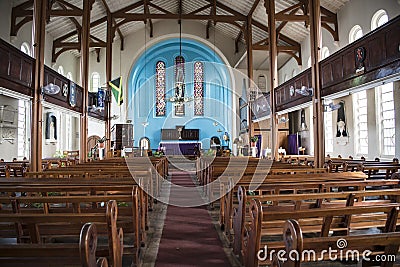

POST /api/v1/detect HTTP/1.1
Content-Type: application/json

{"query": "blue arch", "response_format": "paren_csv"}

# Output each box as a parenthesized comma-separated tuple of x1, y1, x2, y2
(128, 38, 232, 150)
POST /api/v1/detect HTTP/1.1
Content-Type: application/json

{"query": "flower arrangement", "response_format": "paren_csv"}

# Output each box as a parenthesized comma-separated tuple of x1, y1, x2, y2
(250, 136, 258, 143)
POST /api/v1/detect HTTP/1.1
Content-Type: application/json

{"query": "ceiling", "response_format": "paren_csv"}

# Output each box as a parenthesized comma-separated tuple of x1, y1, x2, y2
(12, 0, 349, 69)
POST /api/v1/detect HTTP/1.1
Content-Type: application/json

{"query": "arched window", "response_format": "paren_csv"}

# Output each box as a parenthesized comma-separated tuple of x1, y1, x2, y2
(174, 56, 185, 116)
(66, 72, 73, 81)
(193, 61, 204, 116)
(321, 47, 330, 60)
(57, 65, 64, 75)
(155, 61, 166, 116)
(91, 72, 100, 92)
(20, 42, 31, 56)
(349, 25, 363, 43)
(371, 9, 388, 30)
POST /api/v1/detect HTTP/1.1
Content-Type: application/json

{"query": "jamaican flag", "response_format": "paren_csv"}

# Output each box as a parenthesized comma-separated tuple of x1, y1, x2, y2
(109, 77, 123, 106)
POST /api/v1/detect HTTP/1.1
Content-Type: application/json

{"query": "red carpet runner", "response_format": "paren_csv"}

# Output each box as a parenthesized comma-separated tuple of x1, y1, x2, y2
(155, 171, 231, 267)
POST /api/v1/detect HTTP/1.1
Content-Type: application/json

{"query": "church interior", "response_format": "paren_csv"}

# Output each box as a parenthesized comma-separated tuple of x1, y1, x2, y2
(0, 0, 400, 266)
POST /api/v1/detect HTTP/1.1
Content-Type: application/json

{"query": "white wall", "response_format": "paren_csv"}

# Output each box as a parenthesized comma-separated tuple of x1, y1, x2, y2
(88, 119, 105, 138)
(0, 1, 12, 42)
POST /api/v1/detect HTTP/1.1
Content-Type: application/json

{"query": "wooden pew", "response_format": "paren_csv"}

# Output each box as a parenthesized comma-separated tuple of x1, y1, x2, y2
(231, 185, 400, 257)
(29, 161, 163, 202)
(218, 171, 367, 226)
(243, 200, 400, 266)
(275, 219, 400, 267)
(0, 200, 123, 267)
(357, 162, 400, 179)
(0, 223, 109, 267)
(26, 168, 154, 211)
(0, 184, 143, 265)
(0, 161, 29, 177)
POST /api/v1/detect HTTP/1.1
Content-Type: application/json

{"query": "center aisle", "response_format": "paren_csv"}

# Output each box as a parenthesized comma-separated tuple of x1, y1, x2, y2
(155, 170, 231, 267)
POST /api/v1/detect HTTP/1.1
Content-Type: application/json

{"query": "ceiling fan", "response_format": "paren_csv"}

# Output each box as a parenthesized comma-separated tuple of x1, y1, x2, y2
(278, 117, 289, 124)
(41, 83, 61, 95)
(295, 86, 314, 97)
(324, 102, 342, 112)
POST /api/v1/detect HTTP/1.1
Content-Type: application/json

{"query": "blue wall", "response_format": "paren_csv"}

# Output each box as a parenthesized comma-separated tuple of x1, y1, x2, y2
(128, 38, 232, 150)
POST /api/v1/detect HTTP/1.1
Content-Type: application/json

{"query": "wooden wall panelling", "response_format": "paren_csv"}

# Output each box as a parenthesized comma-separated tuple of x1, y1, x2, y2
(275, 69, 312, 112)
(43, 66, 83, 114)
(321, 15, 400, 97)
(0, 38, 34, 96)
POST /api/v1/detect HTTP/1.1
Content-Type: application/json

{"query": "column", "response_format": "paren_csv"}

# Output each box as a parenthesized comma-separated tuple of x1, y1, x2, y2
(265, 0, 278, 160)
(309, 0, 324, 167)
(30, 0, 47, 171)
(79, 0, 91, 162)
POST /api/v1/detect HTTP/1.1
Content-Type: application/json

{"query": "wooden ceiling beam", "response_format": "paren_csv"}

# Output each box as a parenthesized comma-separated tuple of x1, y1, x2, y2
(57, 2, 81, 32)
(233, 0, 260, 53)
(234, 22, 245, 53)
(204, 0, 246, 20)
(10, 0, 33, 36)
(54, 0, 82, 12)
(206, 0, 215, 39)
(112, 13, 240, 22)
(99, 0, 124, 49)
(90, 34, 106, 45)
(147, 2, 173, 15)
(113, 1, 145, 17)
(188, 4, 212, 15)
(252, 20, 300, 48)
(54, 41, 106, 49)
(275, 13, 309, 22)
(49, 9, 83, 17)
(252, 44, 300, 52)
(248, 0, 261, 17)
(276, 2, 302, 16)
(54, 16, 107, 44)
(144, 0, 153, 37)
(276, 6, 301, 34)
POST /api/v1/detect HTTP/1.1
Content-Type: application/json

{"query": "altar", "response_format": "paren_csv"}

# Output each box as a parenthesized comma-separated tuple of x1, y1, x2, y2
(160, 126, 200, 155)
(160, 141, 201, 156)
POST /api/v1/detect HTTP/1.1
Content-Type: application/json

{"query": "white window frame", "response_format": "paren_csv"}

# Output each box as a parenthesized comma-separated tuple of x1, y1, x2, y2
(66, 72, 73, 81)
(91, 72, 101, 92)
(371, 9, 388, 30)
(17, 100, 30, 159)
(376, 83, 395, 158)
(307, 56, 312, 68)
(349, 25, 363, 43)
(20, 42, 31, 56)
(57, 65, 64, 75)
(324, 100, 333, 155)
(321, 47, 330, 60)
(353, 90, 368, 156)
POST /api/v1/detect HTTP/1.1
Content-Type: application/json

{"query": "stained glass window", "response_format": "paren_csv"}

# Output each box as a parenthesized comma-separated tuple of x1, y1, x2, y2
(174, 56, 185, 116)
(155, 61, 166, 116)
(193, 61, 204, 116)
